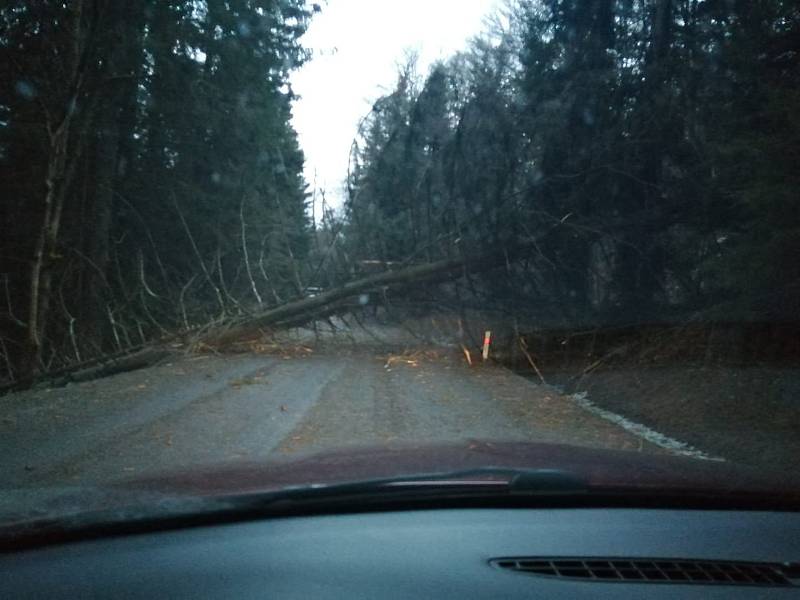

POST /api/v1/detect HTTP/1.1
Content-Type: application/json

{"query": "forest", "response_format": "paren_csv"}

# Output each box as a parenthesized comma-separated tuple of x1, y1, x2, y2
(342, 0, 799, 325)
(1, 0, 314, 382)
(1, 0, 799, 385)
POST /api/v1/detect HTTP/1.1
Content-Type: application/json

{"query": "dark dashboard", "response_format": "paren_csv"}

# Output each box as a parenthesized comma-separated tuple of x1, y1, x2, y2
(4, 507, 800, 598)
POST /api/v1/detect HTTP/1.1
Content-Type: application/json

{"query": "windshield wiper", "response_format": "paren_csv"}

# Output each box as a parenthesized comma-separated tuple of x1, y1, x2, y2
(205, 467, 588, 515)
(272, 467, 588, 501)
(0, 468, 587, 552)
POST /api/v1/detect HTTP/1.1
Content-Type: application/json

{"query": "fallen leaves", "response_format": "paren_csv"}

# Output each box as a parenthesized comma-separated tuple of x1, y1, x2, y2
(188, 341, 219, 354)
(219, 335, 314, 358)
(229, 375, 268, 388)
(251, 342, 314, 358)
(383, 349, 444, 370)
(384, 355, 419, 369)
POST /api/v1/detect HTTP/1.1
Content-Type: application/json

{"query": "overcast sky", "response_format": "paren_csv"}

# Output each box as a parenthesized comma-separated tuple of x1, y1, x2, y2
(290, 0, 501, 214)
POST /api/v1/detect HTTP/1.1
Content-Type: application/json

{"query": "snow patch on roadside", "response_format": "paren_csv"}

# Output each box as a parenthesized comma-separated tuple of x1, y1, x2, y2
(568, 391, 725, 462)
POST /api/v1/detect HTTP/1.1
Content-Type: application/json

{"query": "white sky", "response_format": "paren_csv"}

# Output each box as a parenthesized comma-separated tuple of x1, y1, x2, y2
(290, 0, 501, 214)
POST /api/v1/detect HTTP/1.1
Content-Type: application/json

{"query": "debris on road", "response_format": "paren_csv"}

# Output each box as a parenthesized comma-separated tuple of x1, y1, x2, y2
(383, 349, 444, 370)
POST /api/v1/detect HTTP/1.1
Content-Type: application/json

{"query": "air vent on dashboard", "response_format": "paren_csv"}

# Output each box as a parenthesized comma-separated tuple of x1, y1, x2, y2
(491, 558, 798, 586)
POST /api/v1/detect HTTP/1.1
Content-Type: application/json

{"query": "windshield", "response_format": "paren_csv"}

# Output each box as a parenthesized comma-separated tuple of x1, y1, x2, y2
(1, 0, 798, 522)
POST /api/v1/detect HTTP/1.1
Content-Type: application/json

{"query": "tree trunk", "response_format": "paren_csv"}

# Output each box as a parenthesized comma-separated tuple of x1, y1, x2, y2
(23, 119, 73, 379)
(613, 0, 673, 319)
(82, 2, 145, 348)
(21, 0, 97, 380)
(204, 241, 541, 347)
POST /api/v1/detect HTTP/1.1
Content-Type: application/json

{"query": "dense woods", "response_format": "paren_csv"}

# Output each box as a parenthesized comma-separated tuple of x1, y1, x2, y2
(1, 1, 314, 381)
(343, 0, 799, 329)
(1, 0, 799, 385)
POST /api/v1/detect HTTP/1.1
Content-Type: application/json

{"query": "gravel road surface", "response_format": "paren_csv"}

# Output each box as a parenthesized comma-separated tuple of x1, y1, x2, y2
(0, 347, 669, 513)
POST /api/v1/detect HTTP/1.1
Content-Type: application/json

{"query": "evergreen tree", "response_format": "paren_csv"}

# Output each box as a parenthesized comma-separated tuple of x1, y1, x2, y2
(0, 0, 313, 378)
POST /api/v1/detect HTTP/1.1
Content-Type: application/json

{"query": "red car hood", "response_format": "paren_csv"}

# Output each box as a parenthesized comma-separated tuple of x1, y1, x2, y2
(3, 442, 799, 532)
(121, 440, 799, 499)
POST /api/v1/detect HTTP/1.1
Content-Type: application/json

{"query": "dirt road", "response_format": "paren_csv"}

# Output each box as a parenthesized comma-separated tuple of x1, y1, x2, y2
(0, 346, 675, 514)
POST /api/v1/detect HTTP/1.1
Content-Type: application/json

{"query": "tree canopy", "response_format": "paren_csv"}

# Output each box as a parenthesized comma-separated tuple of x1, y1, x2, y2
(344, 0, 800, 327)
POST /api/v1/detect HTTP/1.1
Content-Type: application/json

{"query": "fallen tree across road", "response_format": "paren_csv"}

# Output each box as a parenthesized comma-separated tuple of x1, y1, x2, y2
(202, 242, 532, 348)
(2, 239, 541, 393)
(0, 345, 173, 396)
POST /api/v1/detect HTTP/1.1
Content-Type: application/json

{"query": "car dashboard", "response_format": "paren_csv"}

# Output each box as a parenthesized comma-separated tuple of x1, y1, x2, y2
(3, 507, 800, 598)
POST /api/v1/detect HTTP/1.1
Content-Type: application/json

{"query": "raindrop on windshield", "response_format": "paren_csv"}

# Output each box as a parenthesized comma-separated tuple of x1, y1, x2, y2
(14, 80, 36, 100)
